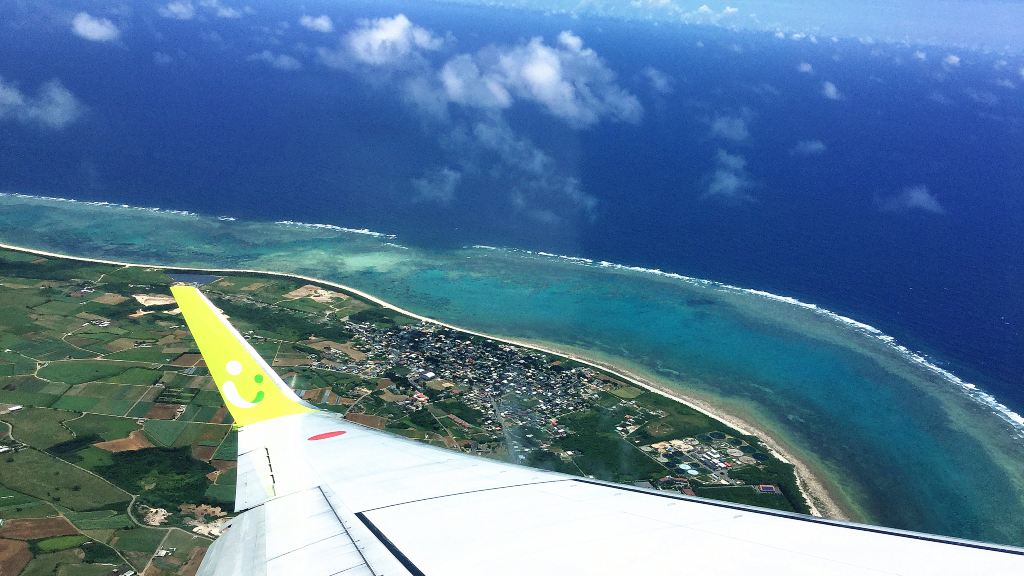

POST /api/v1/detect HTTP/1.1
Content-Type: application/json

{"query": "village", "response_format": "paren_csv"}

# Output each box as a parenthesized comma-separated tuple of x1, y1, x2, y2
(254, 310, 781, 499)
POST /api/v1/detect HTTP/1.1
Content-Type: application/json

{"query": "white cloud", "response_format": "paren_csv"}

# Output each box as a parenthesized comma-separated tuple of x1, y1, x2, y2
(0, 77, 85, 130)
(461, 119, 597, 217)
(797, 62, 813, 74)
(879, 185, 944, 214)
(425, 30, 640, 128)
(329, 16, 637, 220)
(705, 149, 754, 201)
(943, 54, 961, 67)
(682, 4, 740, 24)
(709, 114, 749, 141)
(153, 52, 174, 65)
(471, 120, 554, 178)
(401, 75, 450, 119)
(642, 66, 674, 94)
(1020, 66, 1024, 80)
(412, 167, 462, 203)
(963, 88, 998, 106)
(299, 14, 333, 33)
(557, 30, 584, 52)
(440, 55, 513, 109)
(631, 0, 675, 7)
(71, 12, 120, 42)
(248, 50, 302, 71)
(791, 139, 827, 156)
(913, 50, 927, 61)
(463, 32, 641, 127)
(199, 0, 245, 19)
(821, 80, 843, 100)
(158, 1, 195, 20)
(750, 83, 780, 98)
(344, 14, 444, 67)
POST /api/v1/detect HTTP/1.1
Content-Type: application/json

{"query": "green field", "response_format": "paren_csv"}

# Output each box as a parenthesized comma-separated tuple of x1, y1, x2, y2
(54, 382, 148, 416)
(0, 484, 39, 508)
(97, 366, 163, 385)
(65, 414, 141, 442)
(62, 508, 135, 531)
(0, 449, 130, 511)
(191, 389, 223, 407)
(558, 409, 666, 482)
(204, 478, 235, 503)
(0, 406, 77, 449)
(181, 405, 222, 423)
(104, 347, 178, 364)
(158, 529, 209, 561)
(110, 525, 168, 569)
(630, 391, 736, 444)
(19, 549, 84, 576)
(37, 361, 151, 386)
(212, 430, 238, 460)
(0, 377, 65, 407)
(1, 376, 69, 396)
(126, 401, 154, 418)
(66, 447, 116, 471)
(110, 526, 166, 553)
(609, 385, 644, 399)
(0, 349, 37, 376)
(172, 423, 228, 448)
(35, 535, 91, 553)
(59, 563, 118, 576)
(692, 485, 797, 512)
(0, 486, 57, 519)
(143, 419, 189, 447)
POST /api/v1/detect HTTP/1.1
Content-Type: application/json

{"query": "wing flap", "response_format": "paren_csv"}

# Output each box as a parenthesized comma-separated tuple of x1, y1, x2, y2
(359, 479, 1024, 575)
(235, 448, 276, 512)
(200, 486, 386, 576)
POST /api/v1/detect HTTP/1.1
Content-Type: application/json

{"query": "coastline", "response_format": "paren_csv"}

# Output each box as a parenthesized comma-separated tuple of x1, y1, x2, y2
(0, 241, 847, 520)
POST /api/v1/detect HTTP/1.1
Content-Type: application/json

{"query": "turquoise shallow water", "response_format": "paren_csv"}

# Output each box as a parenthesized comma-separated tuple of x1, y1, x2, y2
(2, 194, 1023, 545)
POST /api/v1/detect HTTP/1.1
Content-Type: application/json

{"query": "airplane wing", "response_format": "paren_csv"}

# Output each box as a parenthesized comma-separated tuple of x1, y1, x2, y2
(170, 285, 1024, 576)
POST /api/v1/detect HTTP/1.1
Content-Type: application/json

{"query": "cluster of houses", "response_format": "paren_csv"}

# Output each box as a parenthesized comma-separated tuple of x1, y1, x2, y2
(302, 321, 618, 438)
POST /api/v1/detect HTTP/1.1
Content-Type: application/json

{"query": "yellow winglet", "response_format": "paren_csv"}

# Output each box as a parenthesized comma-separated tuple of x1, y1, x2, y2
(171, 285, 315, 427)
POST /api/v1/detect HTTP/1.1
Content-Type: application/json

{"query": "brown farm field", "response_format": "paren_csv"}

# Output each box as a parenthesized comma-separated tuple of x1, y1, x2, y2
(192, 445, 217, 461)
(94, 430, 155, 453)
(0, 538, 31, 576)
(0, 517, 78, 540)
(144, 403, 182, 420)
(345, 413, 387, 429)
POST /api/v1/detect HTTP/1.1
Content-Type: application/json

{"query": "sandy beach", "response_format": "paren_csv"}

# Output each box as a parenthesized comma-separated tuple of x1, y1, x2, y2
(0, 241, 848, 520)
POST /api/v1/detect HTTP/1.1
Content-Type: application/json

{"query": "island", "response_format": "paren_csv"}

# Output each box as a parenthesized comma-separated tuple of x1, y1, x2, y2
(0, 245, 808, 576)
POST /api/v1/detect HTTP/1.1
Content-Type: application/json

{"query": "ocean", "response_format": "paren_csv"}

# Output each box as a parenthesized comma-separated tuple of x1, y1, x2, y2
(1, 194, 1023, 545)
(1, 0, 1023, 544)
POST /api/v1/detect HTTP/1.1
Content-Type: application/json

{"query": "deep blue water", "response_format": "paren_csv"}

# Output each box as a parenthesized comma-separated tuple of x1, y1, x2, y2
(0, 0, 1021, 414)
